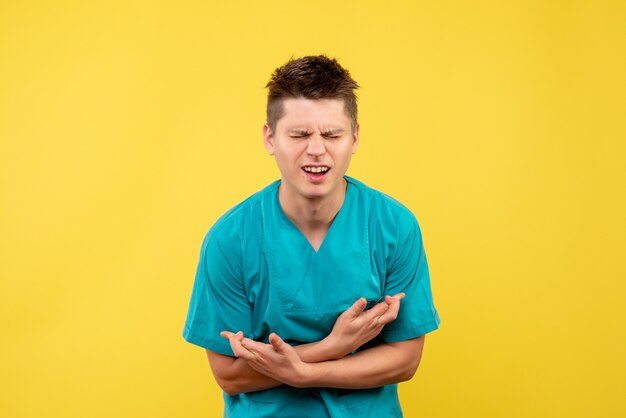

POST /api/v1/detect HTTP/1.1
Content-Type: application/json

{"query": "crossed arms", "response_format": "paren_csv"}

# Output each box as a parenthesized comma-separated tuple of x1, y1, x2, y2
(206, 293, 425, 396)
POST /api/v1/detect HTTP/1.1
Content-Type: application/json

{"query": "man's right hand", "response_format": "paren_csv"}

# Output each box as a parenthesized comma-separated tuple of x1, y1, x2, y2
(324, 293, 405, 359)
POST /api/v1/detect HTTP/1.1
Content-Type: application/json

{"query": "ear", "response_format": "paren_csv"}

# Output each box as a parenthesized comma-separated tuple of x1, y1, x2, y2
(351, 123, 360, 154)
(263, 123, 275, 155)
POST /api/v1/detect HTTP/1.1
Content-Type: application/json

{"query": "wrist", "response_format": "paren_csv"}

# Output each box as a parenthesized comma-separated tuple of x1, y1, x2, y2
(292, 361, 321, 388)
(320, 334, 345, 360)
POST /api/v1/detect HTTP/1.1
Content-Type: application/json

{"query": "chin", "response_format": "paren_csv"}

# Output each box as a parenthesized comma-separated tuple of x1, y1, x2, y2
(302, 182, 340, 199)
(301, 188, 329, 199)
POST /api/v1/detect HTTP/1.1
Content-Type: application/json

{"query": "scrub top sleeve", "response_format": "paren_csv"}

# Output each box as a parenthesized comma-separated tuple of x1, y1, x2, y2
(380, 215, 440, 343)
(182, 231, 252, 357)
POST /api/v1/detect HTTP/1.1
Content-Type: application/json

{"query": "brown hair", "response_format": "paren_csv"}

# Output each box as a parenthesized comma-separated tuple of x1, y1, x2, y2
(265, 55, 360, 132)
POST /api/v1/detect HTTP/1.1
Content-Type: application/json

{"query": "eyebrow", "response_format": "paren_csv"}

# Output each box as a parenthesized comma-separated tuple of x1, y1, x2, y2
(286, 128, 345, 136)
(321, 129, 344, 136)
(287, 129, 312, 135)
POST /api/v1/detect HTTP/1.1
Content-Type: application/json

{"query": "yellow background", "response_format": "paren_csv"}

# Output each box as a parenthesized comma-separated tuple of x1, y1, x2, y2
(1, 1, 625, 417)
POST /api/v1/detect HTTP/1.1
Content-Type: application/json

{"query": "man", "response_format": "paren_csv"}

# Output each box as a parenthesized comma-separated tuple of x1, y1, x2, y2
(183, 55, 440, 417)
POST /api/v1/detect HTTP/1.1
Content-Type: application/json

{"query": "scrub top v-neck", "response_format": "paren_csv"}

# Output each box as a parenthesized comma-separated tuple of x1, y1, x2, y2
(274, 179, 348, 255)
(263, 179, 376, 322)
(183, 176, 441, 418)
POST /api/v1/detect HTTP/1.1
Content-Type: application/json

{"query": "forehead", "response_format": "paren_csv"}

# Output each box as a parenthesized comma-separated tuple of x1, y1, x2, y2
(277, 98, 350, 130)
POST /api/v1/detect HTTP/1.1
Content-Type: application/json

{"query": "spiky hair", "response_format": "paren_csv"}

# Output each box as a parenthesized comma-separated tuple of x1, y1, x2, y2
(265, 55, 359, 131)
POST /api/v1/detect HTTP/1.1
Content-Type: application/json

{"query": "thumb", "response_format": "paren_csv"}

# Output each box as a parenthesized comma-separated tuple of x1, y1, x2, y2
(269, 333, 286, 353)
(346, 297, 367, 317)
(220, 331, 235, 339)
(393, 292, 406, 300)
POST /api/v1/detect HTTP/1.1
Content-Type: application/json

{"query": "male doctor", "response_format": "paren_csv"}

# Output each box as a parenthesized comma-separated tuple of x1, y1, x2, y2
(183, 55, 440, 417)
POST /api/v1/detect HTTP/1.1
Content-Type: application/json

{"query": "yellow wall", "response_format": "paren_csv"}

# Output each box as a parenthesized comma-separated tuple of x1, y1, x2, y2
(1, 1, 625, 417)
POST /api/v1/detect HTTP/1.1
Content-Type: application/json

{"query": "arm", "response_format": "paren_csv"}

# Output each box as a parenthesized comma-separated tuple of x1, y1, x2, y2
(206, 336, 338, 395)
(301, 336, 425, 388)
(237, 331, 425, 390)
(208, 294, 404, 395)
(206, 334, 345, 395)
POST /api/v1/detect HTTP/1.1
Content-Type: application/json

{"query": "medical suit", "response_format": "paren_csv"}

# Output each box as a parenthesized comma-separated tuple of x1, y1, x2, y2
(183, 176, 440, 417)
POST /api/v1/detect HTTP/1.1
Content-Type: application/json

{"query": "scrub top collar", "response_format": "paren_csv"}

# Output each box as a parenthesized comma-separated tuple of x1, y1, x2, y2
(275, 176, 355, 254)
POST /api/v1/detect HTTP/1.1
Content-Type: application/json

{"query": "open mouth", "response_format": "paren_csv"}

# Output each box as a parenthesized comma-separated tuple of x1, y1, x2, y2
(302, 166, 330, 181)
(302, 166, 329, 174)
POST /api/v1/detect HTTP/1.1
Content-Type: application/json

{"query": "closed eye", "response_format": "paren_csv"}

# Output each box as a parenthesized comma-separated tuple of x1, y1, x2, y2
(321, 129, 344, 139)
(289, 131, 312, 138)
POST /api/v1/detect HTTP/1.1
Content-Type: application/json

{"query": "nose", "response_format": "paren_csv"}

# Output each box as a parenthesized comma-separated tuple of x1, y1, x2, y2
(306, 135, 326, 156)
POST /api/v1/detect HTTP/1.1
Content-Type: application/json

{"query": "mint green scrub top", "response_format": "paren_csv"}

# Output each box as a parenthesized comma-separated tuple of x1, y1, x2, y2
(183, 176, 440, 418)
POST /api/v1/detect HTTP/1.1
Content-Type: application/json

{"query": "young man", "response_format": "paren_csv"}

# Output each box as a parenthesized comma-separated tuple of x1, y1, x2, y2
(183, 55, 440, 417)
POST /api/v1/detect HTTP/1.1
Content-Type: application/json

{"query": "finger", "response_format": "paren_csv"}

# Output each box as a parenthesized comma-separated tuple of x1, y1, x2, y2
(344, 297, 367, 318)
(220, 331, 235, 340)
(241, 338, 268, 352)
(229, 335, 256, 361)
(385, 292, 406, 303)
(384, 294, 404, 306)
(362, 301, 389, 321)
(378, 297, 402, 324)
(389, 292, 406, 301)
(221, 330, 243, 341)
(378, 297, 401, 323)
(269, 333, 286, 353)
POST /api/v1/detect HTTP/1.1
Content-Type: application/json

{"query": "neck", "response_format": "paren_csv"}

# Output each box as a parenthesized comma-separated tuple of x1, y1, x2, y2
(278, 178, 347, 233)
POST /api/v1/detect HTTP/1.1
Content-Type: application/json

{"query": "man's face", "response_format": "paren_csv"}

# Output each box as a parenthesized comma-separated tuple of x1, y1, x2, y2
(263, 97, 359, 202)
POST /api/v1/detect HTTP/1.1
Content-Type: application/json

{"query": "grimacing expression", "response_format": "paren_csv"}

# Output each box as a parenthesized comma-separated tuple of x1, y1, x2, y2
(263, 97, 359, 201)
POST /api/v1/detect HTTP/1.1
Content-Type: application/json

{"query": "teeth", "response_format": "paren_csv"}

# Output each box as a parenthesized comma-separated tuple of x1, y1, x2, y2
(303, 166, 329, 173)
